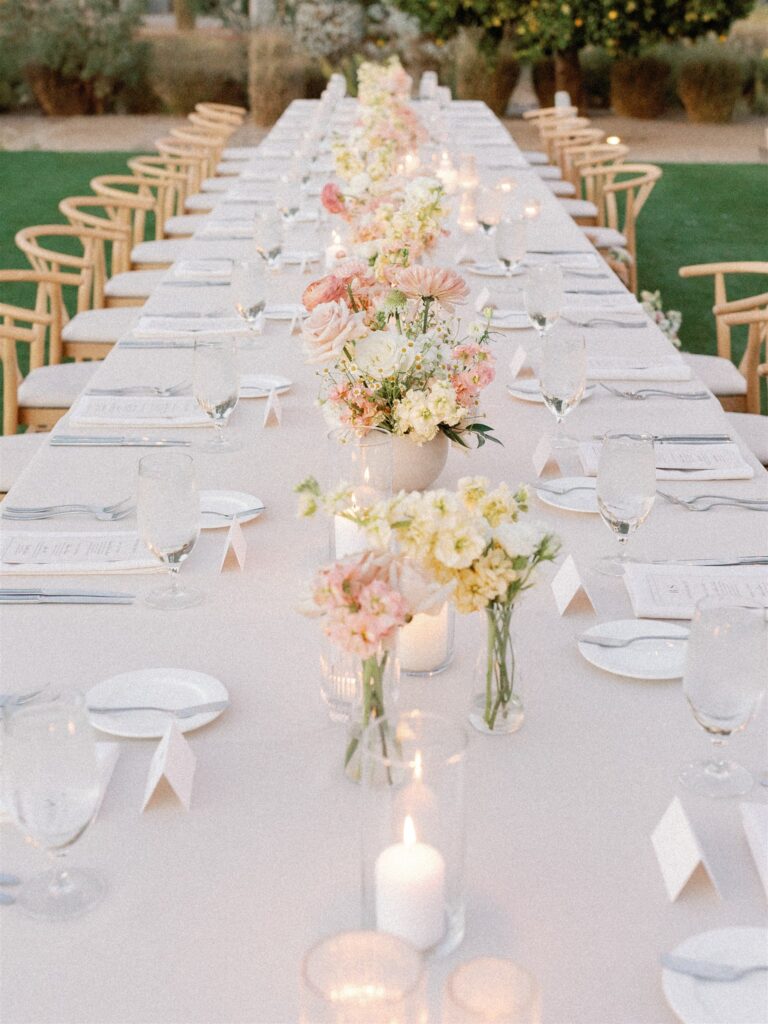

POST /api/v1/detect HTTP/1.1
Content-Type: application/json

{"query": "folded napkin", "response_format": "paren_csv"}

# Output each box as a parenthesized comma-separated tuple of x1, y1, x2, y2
(740, 803, 768, 902)
(586, 357, 692, 382)
(173, 260, 231, 282)
(241, 171, 280, 183)
(199, 221, 253, 239)
(526, 252, 602, 270)
(133, 316, 251, 338)
(69, 395, 209, 428)
(623, 562, 768, 619)
(0, 531, 162, 575)
(578, 440, 754, 480)
(224, 187, 275, 203)
(563, 293, 642, 313)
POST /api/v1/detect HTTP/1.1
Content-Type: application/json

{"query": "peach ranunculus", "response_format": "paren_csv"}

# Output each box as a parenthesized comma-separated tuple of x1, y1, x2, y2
(395, 266, 470, 311)
(301, 300, 368, 365)
(302, 274, 347, 312)
(321, 183, 346, 216)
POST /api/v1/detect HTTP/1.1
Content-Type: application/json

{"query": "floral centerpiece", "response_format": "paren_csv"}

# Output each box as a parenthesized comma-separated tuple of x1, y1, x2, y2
(298, 476, 560, 735)
(640, 289, 682, 348)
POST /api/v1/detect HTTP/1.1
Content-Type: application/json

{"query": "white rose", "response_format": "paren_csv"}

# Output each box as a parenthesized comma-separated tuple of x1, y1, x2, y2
(493, 522, 545, 560)
(354, 330, 415, 378)
(301, 301, 368, 365)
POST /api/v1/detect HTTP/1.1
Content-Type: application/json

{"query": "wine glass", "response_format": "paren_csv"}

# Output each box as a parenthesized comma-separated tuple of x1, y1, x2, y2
(253, 207, 283, 269)
(495, 217, 527, 276)
(137, 451, 203, 609)
(193, 337, 240, 453)
(596, 433, 656, 576)
(679, 597, 767, 798)
(231, 259, 267, 338)
(525, 263, 563, 342)
(475, 187, 503, 260)
(274, 172, 301, 226)
(3, 694, 104, 919)
(539, 331, 586, 449)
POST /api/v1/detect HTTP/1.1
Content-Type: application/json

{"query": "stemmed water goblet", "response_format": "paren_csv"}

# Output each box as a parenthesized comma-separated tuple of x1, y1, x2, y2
(231, 259, 267, 341)
(596, 433, 656, 576)
(253, 207, 283, 269)
(138, 450, 203, 609)
(3, 693, 105, 919)
(193, 336, 240, 453)
(525, 263, 563, 372)
(475, 187, 504, 260)
(679, 597, 766, 798)
(274, 170, 302, 226)
(539, 331, 586, 449)
(495, 216, 527, 276)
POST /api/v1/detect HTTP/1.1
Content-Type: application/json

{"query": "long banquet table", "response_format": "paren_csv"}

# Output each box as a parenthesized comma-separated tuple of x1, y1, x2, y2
(1, 99, 767, 1024)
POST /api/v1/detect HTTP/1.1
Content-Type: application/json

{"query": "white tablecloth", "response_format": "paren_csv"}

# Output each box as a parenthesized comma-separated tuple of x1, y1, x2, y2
(1, 100, 766, 1024)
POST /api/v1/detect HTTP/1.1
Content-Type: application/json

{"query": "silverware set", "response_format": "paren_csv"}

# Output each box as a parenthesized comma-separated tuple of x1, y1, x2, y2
(85, 382, 191, 398)
(658, 490, 768, 512)
(599, 383, 710, 401)
(1, 497, 134, 521)
(0, 589, 135, 605)
(50, 436, 191, 447)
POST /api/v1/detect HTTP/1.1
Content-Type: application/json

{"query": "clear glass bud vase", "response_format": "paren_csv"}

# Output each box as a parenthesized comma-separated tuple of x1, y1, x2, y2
(470, 602, 524, 735)
(345, 645, 400, 783)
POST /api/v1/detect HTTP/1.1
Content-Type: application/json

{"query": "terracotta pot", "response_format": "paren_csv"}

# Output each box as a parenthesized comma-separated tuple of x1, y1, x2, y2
(391, 432, 449, 493)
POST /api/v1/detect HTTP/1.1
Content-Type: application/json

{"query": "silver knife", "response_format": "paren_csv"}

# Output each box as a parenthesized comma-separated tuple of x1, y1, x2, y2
(645, 556, 768, 567)
(661, 952, 768, 982)
(0, 594, 135, 605)
(594, 433, 732, 445)
(0, 589, 133, 598)
(118, 341, 195, 350)
(51, 437, 191, 447)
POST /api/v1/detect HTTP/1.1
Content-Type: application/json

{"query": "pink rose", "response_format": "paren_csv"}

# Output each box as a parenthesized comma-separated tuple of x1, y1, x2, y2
(302, 274, 347, 312)
(301, 300, 367, 365)
(321, 183, 346, 215)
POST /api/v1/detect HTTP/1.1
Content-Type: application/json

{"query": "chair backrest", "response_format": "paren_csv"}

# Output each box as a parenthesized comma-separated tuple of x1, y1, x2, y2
(90, 174, 171, 238)
(539, 117, 592, 159)
(582, 163, 661, 247)
(0, 269, 80, 433)
(196, 101, 247, 120)
(168, 128, 224, 176)
(522, 105, 578, 122)
(720, 303, 768, 414)
(550, 128, 605, 172)
(679, 262, 768, 361)
(155, 138, 211, 189)
(187, 111, 237, 139)
(560, 141, 626, 186)
(59, 195, 146, 275)
(128, 155, 199, 217)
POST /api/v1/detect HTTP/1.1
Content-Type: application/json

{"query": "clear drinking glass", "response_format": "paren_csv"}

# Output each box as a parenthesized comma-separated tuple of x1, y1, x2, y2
(525, 263, 563, 343)
(300, 931, 425, 1024)
(193, 336, 240, 453)
(679, 597, 767, 798)
(495, 217, 527, 276)
(274, 172, 301, 225)
(231, 259, 266, 338)
(253, 207, 283, 268)
(539, 331, 587, 449)
(443, 958, 541, 1024)
(596, 433, 656, 576)
(3, 694, 105, 920)
(475, 187, 504, 260)
(137, 451, 203, 609)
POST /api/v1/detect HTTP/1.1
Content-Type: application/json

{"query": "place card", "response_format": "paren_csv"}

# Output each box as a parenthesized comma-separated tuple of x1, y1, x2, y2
(551, 554, 595, 615)
(623, 563, 768, 619)
(141, 721, 196, 812)
(220, 519, 247, 573)
(263, 389, 282, 427)
(652, 797, 720, 901)
(532, 435, 559, 477)
(474, 286, 492, 313)
(508, 345, 527, 379)
(94, 742, 121, 818)
(740, 803, 768, 901)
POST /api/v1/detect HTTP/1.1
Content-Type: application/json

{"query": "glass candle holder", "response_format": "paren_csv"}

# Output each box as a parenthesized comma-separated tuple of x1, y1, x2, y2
(360, 711, 468, 958)
(398, 602, 454, 677)
(328, 428, 393, 560)
(320, 637, 400, 726)
(300, 930, 425, 1024)
(443, 958, 541, 1023)
(457, 154, 479, 191)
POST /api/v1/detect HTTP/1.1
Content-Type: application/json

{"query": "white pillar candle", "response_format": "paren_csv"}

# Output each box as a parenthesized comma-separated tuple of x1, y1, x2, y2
(333, 514, 366, 559)
(324, 231, 347, 270)
(399, 604, 450, 673)
(375, 816, 446, 952)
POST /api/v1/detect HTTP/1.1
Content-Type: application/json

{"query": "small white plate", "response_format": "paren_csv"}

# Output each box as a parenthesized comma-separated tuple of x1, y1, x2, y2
(239, 374, 291, 398)
(662, 927, 768, 1024)
(468, 263, 525, 279)
(87, 668, 229, 738)
(578, 619, 688, 680)
(264, 304, 307, 320)
(506, 381, 596, 404)
(536, 477, 598, 515)
(199, 489, 264, 530)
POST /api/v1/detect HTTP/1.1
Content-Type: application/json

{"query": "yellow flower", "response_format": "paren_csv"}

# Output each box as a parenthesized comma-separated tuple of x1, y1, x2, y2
(608, 9, 618, 21)
(561, 3, 571, 13)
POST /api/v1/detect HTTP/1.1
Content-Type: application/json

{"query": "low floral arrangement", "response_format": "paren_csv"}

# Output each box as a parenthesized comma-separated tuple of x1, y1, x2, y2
(301, 263, 498, 448)
(640, 289, 682, 348)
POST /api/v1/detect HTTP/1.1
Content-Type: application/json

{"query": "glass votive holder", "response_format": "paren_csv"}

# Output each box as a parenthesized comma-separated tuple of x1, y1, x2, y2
(457, 153, 479, 191)
(320, 637, 400, 724)
(327, 427, 393, 559)
(300, 930, 425, 1024)
(360, 711, 468, 958)
(398, 602, 454, 676)
(443, 958, 541, 1023)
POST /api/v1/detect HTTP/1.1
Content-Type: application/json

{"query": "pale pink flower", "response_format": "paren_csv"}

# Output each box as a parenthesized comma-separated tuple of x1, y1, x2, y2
(321, 182, 346, 215)
(302, 274, 347, 312)
(395, 266, 470, 311)
(301, 301, 367, 365)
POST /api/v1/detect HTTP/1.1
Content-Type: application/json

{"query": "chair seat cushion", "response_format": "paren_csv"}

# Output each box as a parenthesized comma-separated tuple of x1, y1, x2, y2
(547, 180, 576, 197)
(534, 166, 562, 180)
(104, 269, 166, 298)
(18, 361, 98, 408)
(201, 177, 231, 192)
(522, 150, 548, 165)
(223, 146, 259, 159)
(61, 306, 140, 343)
(560, 198, 599, 219)
(184, 193, 217, 212)
(0, 432, 48, 493)
(726, 413, 768, 466)
(130, 239, 189, 266)
(681, 353, 747, 396)
(582, 226, 628, 249)
(164, 213, 208, 236)
(216, 161, 245, 176)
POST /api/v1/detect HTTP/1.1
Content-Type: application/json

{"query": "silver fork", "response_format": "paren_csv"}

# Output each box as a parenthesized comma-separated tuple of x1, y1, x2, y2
(85, 381, 191, 397)
(1, 506, 134, 522)
(599, 384, 709, 401)
(578, 632, 688, 648)
(88, 700, 229, 719)
(564, 316, 647, 328)
(535, 481, 595, 496)
(202, 505, 266, 519)
(657, 491, 768, 512)
(2, 497, 132, 515)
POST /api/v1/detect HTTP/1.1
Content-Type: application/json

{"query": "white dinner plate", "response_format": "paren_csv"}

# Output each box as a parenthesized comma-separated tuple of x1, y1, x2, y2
(265, 304, 308, 320)
(535, 477, 598, 514)
(239, 374, 292, 398)
(578, 619, 688, 680)
(468, 263, 526, 278)
(199, 489, 265, 530)
(662, 928, 768, 1024)
(506, 381, 596, 404)
(87, 668, 229, 738)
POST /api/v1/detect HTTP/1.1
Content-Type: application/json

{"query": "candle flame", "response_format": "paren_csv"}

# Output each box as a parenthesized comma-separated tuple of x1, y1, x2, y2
(403, 815, 416, 847)
(332, 229, 341, 245)
(413, 751, 423, 781)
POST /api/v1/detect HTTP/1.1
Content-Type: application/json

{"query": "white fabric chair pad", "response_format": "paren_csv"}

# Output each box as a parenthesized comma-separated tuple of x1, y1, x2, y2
(522, 150, 548, 165)
(582, 226, 628, 249)
(548, 180, 576, 197)
(18, 361, 98, 408)
(681, 353, 747, 396)
(163, 213, 208, 236)
(534, 166, 562, 180)
(727, 412, 768, 466)
(216, 161, 245, 176)
(104, 269, 165, 298)
(201, 178, 230, 192)
(130, 239, 188, 265)
(184, 193, 217, 212)
(560, 198, 599, 218)
(0, 432, 48, 493)
(223, 147, 258, 159)
(61, 306, 139, 343)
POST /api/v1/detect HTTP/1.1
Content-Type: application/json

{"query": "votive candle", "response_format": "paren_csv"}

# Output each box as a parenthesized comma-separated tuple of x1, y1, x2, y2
(375, 816, 446, 952)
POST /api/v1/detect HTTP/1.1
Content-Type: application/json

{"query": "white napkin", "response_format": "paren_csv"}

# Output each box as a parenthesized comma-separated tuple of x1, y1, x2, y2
(586, 357, 692, 382)
(173, 260, 231, 282)
(133, 316, 251, 338)
(623, 563, 768, 619)
(0, 531, 162, 575)
(241, 171, 280, 183)
(740, 803, 768, 901)
(224, 186, 274, 203)
(526, 252, 602, 270)
(69, 395, 209, 428)
(563, 293, 642, 313)
(199, 221, 253, 239)
(578, 440, 754, 480)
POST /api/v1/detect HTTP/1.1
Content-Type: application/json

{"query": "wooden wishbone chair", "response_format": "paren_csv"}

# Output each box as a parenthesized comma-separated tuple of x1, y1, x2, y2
(90, 174, 174, 239)
(127, 155, 203, 237)
(196, 101, 247, 120)
(188, 112, 238, 139)
(522, 105, 579, 123)
(539, 117, 592, 161)
(720, 305, 768, 465)
(169, 127, 224, 177)
(561, 143, 629, 189)
(154, 138, 218, 212)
